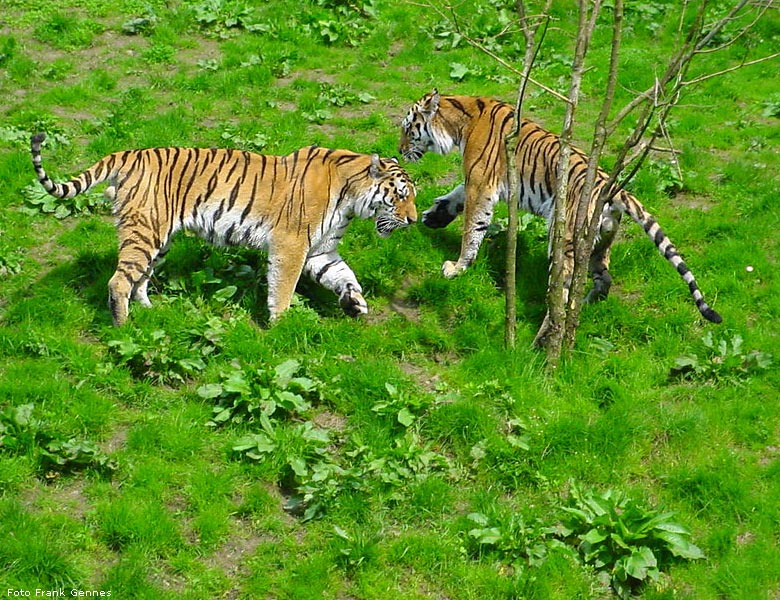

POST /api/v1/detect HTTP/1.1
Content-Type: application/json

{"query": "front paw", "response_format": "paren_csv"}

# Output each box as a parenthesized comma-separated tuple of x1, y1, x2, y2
(339, 286, 368, 317)
(442, 261, 465, 279)
(422, 200, 458, 229)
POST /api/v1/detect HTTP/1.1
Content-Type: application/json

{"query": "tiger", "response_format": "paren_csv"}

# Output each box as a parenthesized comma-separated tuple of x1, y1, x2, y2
(30, 133, 417, 326)
(399, 89, 722, 329)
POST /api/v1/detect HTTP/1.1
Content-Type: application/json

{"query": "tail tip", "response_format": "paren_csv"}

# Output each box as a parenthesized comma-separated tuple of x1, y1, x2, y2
(702, 307, 722, 324)
(31, 132, 47, 146)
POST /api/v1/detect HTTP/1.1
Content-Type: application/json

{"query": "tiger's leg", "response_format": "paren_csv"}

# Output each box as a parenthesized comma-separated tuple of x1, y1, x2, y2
(131, 243, 170, 308)
(132, 276, 153, 308)
(421, 184, 465, 229)
(442, 185, 499, 279)
(303, 251, 367, 317)
(108, 237, 159, 326)
(266, 245, 308, 321)
(585, 206, 621, 304)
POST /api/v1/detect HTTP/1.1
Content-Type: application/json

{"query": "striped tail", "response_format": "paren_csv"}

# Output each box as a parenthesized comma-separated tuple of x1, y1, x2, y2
(622, 191, 722, 324)
(30, 133, 108, 199)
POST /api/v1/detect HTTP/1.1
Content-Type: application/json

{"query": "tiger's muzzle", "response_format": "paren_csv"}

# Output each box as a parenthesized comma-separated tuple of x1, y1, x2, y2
(376, 212, 417, 238)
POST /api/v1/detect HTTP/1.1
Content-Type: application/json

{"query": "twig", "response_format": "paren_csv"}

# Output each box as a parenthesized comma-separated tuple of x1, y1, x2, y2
(683, 52, 780, 85)
(412, 0, 571, 105)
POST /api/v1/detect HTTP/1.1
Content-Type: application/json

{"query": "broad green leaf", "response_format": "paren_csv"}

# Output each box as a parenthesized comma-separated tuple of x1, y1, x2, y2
(467, 512, 489, 526)
(561, 506, 592, 523)
(469, 441, 487, 461)
(469, 527, 502, 545)
(581, 528, 607, 545)
(223, 370, 251, 395)
(651, 520, 690, 535)
(178, 357, 206, 372)
(197, 383, 224, 399)
(289, 456, 308, 477)
(611, 532, 630, 549)
(300, 423, 330, 444)
(656, 531, 706, 560)
(624, 546, 657, 580)
(290, 376, 317, 392)
(232, 433, 275, 454)
(259, 412, 275, 437)
(274, 359, 300, 384)
(213, 285, 237, 302)
(506, 434, 530, 450)
(449, 62, 469, 81)
(397, 407, 415, 427)
(276, 390, 310, 412)
(210, 407, 232, 423)
(11, 404, 35, 427)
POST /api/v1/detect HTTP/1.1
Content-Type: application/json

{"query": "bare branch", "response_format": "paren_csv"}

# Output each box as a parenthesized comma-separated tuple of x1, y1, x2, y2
(683, 51, 780, 85)
(410, 0, 571, 105)
(693, 0, 757, 54)
(457, 30, 571, 105)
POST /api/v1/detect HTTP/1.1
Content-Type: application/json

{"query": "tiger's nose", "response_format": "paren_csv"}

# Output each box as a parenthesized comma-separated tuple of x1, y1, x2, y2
(406, 214, 417, 225)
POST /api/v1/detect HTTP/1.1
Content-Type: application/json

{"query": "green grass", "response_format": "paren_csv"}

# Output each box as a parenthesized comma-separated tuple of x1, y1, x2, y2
(1, 1, 779, 598)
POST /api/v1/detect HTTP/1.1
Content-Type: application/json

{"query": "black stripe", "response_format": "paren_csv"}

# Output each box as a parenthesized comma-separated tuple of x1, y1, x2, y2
(315, 259, 341, 282)
(240, 171, 259, 223)
(179, 149, 201, 224)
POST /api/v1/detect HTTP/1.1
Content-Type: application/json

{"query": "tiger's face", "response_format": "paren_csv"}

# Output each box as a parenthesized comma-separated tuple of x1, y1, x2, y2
(367, 155, 417, 237)
(399, 88, 445, 162)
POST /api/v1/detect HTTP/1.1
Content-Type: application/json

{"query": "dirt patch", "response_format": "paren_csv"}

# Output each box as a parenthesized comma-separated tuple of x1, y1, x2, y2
(759, 444, 780, 467)
(21, 476, 92, 521)
(398, 361, 441, 393)
(276, 68, 338, 87)
(103, 423, 129, 453)
(150, 559, 188, 594)
(199, 517, 267, 578)
(673, 192, 717, 212)
(313, 409, 348, 433)
(389, 295, 421, 322)
(736, 530, 756, 546)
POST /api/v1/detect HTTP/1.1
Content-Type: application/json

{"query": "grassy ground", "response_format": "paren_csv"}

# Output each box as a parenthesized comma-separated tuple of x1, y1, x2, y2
(1, 1, 779, 599)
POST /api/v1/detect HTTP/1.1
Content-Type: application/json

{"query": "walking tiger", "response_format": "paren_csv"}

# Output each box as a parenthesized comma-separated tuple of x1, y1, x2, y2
(399, 89, 721, 327)
(31, 134, 417, 325)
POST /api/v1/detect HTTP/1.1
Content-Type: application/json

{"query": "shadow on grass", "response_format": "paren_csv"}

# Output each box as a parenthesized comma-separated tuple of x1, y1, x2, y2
(6, 240, 364, 329)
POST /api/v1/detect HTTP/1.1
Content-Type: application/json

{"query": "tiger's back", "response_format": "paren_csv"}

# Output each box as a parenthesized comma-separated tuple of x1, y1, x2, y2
(31, 134, 417, 325)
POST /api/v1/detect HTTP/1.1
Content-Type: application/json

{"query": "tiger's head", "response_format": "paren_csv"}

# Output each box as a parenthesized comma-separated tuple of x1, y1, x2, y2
(364, 155, 417, 238)
(399, 88, 455, 162)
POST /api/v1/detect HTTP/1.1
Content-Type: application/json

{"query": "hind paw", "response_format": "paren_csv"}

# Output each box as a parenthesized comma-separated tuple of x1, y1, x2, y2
(442, 261, 466, 279)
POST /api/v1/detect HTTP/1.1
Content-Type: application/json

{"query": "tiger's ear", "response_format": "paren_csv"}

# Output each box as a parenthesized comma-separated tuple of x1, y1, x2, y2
(425, 88, 440, 114)
(370, 154, 382, 178)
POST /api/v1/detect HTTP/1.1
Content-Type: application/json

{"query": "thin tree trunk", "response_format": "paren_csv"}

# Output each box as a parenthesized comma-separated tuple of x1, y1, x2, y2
(563, 0, 622, 348)
(505, 1, 550, 349)
(537, 0, 595, 368)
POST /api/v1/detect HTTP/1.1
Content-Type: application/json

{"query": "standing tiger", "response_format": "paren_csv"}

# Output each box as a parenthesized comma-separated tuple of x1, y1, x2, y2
(31, 133, 417, 326)
(399, 89, 721, 325)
